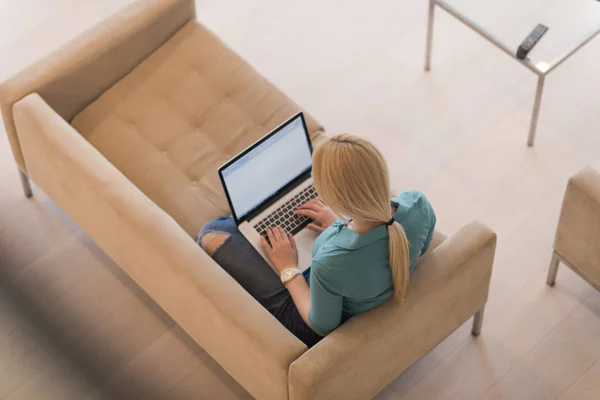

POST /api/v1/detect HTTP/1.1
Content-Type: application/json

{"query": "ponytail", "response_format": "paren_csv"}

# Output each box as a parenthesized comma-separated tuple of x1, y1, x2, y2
(387, 222, 410, 299)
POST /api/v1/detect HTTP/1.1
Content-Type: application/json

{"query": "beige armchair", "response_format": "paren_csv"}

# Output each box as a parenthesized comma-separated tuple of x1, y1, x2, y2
(0, 0, 497, 398)
(547, 163, 600, 291)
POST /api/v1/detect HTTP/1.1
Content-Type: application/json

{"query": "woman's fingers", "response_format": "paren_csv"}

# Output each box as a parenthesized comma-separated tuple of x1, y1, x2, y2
(296, 208, 318, 219)
(295, 204, 313, 212)
(270, 227, 282, 242)
(307, 223, 325, 233)
(297, 199, 322, 210)
(288, 234, 297, 251)
(266, 228, 276, 245)
(268, 227, 298, 246)
(260, 236, 272, 253)
(276, 227, 287, 241)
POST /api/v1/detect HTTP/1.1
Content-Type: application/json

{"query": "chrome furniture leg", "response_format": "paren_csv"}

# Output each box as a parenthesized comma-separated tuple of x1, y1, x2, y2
(19, 170, 33, 198)
(546, 251, 560, 287)
(472, 309, 484, 336)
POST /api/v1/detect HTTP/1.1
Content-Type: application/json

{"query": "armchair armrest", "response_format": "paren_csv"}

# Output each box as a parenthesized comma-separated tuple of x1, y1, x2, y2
(13, 93, 307, 400)
(554, 166, 600, 286)
(289, 221, 496, 400)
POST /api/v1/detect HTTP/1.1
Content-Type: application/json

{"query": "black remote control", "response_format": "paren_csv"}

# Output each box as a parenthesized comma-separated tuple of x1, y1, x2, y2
(517, 24, 548, 60)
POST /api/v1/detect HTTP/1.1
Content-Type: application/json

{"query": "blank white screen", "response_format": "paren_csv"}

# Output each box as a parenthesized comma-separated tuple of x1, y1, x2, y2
(222, 117, 311, 219)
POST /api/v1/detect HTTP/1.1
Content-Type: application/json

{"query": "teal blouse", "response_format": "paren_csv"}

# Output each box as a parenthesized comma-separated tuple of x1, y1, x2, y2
(306, 191, 436, 336)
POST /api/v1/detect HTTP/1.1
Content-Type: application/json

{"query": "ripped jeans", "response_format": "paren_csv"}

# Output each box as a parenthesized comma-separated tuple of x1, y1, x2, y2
(198, 216, 323, 347)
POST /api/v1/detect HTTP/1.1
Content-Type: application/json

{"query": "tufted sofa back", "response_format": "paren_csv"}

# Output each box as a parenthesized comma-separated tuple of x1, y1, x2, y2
(70, 21, 324, 236)
(0, 0, 196, 173)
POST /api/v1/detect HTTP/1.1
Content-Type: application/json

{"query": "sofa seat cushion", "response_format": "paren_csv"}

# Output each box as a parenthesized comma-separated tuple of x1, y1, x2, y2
(72, 21, 324, 237)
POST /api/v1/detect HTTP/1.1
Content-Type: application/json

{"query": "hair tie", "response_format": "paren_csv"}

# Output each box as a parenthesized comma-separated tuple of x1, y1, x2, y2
(386, 219, 394, 226)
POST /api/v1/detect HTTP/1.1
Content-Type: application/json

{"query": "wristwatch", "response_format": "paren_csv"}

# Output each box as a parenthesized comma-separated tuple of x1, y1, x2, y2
(280, 268, 303, 285)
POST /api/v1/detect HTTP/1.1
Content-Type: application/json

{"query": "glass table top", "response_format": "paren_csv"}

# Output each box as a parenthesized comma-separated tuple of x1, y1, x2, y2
(437, 0, 600, 72)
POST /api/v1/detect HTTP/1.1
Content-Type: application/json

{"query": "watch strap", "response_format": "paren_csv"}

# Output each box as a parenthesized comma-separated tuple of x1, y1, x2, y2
(280, 268, 303, 284)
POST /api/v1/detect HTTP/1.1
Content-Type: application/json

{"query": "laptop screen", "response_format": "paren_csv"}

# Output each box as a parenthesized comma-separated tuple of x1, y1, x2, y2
(219, 113, 312, 222)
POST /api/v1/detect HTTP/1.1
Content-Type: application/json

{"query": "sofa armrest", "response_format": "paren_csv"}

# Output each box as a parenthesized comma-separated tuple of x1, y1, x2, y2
(13, 93, 307, 400)
(289, 221, 496, 400)
(0, 0, 194, 172)
(554, 166, 600, 286)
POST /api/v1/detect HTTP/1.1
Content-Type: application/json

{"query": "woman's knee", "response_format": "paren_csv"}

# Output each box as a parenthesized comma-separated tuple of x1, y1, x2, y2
(197, 216, 237, 253)
(197, 216, 235, 241)
(199, 231, 231, 256)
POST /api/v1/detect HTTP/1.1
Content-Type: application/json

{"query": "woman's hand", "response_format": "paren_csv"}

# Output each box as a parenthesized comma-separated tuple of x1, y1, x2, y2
(296, 198, 338, 233)
(261, 227, 299, 274)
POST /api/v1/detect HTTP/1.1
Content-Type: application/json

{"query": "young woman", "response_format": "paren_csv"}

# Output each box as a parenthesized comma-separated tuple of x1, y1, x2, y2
(198, 134, 436, 347)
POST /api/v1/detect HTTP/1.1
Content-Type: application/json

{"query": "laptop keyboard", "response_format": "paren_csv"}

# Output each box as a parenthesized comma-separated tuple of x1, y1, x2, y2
(254, 184, 318, 244)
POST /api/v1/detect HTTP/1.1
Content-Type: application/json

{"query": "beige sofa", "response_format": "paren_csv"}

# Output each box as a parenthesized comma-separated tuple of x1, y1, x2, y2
(547, 162, 600, 291)
(0, 0, 497, 398)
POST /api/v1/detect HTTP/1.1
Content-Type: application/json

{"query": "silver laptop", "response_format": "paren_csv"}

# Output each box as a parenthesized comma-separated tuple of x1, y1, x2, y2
(218, 112, 319, 271)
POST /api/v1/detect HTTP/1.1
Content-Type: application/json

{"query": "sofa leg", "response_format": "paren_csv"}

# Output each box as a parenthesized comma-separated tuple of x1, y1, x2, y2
(19, 170, 33, 198)
(546, 251, 560, 287)
(471, 309, 484, 337)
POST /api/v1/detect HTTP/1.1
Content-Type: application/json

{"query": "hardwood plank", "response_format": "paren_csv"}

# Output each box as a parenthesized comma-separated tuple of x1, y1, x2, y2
(558, 357, 600, 400)
(4, 350, 101, 400)
(481, 291, 600, 400)
(0, 325, 55, 398)
(90, 328, 206, 399)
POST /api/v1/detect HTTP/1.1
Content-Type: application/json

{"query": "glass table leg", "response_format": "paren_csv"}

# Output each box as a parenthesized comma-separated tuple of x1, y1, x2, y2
(527, 74, 545, 147)
(425, 0, 436, 71)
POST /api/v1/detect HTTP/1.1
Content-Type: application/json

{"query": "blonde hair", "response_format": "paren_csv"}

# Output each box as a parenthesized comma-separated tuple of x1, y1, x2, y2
(312, 134, 410, 299)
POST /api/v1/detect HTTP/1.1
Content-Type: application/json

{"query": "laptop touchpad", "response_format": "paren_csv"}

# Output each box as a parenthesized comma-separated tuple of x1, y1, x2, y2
(295, 229, 319, 271)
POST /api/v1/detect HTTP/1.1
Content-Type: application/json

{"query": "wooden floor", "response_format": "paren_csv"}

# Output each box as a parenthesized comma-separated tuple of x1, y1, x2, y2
(1, 0, 600, 399)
